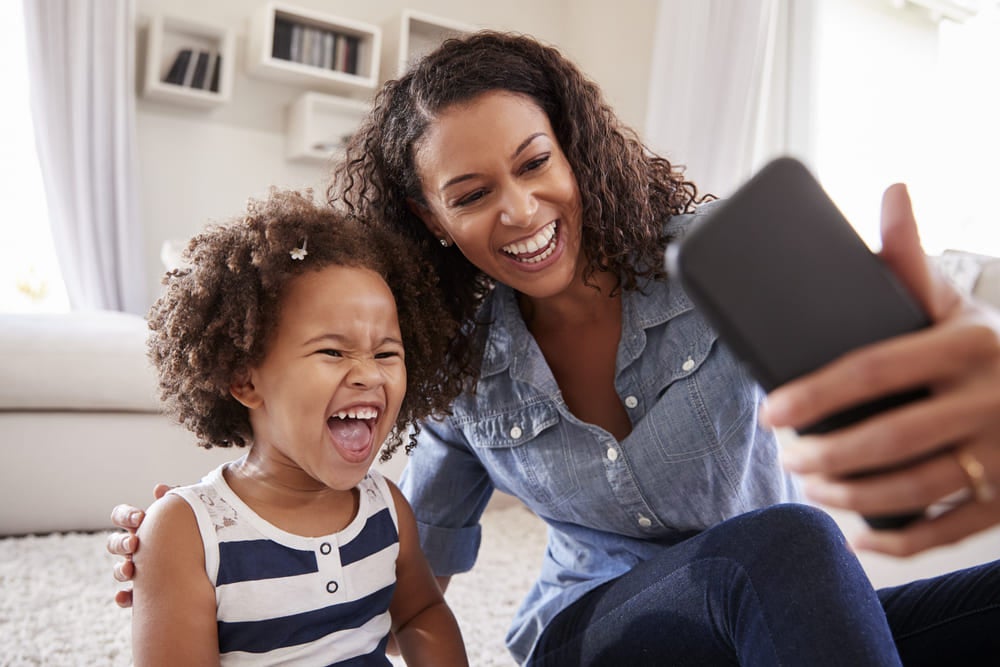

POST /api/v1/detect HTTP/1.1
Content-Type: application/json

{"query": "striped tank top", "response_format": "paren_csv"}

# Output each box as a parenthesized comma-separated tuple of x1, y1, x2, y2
(168, 462, 399, 666)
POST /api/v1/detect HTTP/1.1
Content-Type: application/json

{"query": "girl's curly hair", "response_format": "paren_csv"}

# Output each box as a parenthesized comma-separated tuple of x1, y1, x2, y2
(328, 31, 708, 390)
(147, 188, 462, 459)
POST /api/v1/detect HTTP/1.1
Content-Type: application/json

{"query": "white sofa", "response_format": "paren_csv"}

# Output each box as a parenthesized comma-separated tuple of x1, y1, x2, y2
(0, 310, 237, 535)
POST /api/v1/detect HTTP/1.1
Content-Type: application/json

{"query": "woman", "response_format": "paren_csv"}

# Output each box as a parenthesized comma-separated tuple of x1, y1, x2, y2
(113, 31, 1000, 665)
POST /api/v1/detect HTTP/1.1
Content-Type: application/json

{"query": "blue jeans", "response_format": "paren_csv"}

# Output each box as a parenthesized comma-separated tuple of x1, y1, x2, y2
(528, 504, 1000, 666)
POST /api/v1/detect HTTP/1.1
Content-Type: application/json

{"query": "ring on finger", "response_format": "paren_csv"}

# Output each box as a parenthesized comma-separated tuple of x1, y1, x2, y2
(954, 449, 995, 503)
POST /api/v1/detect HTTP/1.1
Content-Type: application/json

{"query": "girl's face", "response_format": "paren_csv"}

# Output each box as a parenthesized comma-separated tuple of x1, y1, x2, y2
(232, 265, 406, 491)
(411, 90, 584, 299)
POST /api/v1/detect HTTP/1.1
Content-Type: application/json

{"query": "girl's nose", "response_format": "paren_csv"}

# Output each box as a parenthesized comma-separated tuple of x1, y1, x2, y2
(347, 357, 383, 388)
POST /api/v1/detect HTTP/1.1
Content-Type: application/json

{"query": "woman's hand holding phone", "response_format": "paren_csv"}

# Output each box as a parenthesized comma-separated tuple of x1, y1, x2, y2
(764, 184, 1000, 555)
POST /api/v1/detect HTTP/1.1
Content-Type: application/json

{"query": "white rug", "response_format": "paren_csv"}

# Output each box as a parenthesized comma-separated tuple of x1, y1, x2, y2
(0, 500, 547, 667)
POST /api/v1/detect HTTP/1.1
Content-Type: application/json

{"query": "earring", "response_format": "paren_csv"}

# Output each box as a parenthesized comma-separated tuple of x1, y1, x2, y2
(439, 238, 451, 248)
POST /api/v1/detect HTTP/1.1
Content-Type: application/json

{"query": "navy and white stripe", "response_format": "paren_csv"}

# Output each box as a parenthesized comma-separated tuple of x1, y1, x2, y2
(169, 463, 400, 666)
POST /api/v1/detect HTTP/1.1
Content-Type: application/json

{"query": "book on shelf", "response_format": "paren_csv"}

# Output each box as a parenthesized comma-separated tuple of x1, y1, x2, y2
(290, 23, 303, 63)
(209, 53, 222, 92)
(334, 34, 347, 72)
(345, 35, 359, 75)
(163, 48, 192, 85)
(272, 16, 293, 60)
(321, 31, 335, 69)
(190, 50, 210, 89)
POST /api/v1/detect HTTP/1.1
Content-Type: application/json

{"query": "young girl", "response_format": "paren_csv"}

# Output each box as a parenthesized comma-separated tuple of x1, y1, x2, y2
(131, 189, 468, 666)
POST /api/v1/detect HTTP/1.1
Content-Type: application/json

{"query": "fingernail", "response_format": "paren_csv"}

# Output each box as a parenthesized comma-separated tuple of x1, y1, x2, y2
(763, 394, 789, 426)
(128, 511, 141, 525)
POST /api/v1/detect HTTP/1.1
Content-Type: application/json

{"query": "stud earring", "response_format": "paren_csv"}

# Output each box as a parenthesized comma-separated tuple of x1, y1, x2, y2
(440, 238, 451, 248)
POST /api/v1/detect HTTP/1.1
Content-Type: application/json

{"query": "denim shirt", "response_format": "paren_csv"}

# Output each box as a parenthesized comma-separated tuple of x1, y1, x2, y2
(399, 208, 801, 664)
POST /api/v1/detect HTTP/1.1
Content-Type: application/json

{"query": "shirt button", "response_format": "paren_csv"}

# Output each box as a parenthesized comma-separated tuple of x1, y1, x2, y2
(510, 425, 523, 439)
(319, 542, 332, 555)
(637, 515, 652, 528)
(682, 358, 695, 372)
(326, 580, 339, 594)
(606, 447, 619, 462)
(624, 395, 638, 409)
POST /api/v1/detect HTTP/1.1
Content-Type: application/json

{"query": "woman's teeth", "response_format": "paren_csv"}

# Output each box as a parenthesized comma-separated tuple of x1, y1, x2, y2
(332, 407, 378, 420)
(502, 221, 557, 263)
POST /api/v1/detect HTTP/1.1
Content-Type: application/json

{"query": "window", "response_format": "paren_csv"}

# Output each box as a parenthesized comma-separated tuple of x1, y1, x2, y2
(0, 1, 69, 312)
(811, 0, 1000, 257)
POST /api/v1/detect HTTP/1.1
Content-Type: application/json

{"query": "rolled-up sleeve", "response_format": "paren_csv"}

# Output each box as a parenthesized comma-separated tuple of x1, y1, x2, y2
(399, 414, 495, 576)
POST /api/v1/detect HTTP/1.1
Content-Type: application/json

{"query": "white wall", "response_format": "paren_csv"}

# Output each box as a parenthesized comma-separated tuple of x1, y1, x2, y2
(134, 0, 657, 306)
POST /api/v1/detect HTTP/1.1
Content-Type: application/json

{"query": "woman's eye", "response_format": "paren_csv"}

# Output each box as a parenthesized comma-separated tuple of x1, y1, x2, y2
(522, 155, 550, 173)
(454, 189, 487, 207)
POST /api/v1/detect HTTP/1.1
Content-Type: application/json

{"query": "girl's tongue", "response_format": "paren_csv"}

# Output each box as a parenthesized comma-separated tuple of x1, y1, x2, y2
(327, 417, 373, 462)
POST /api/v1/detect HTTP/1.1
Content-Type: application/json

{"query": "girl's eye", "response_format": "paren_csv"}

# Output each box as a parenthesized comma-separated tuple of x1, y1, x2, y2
(454, 189, 487, 208)
(375, 351, 402, 360)
(319, 349, 342, 357)
(522, 154, 550, 173)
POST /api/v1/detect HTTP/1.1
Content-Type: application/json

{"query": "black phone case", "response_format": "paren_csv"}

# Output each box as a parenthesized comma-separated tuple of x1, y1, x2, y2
(669, 157, 930, 530)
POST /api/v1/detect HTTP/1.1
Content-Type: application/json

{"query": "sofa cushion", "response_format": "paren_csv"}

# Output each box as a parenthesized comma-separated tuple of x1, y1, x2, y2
(0, 310, 161, 412)
(936, 250, 1000, 310)
(974, 258, 1000, 308)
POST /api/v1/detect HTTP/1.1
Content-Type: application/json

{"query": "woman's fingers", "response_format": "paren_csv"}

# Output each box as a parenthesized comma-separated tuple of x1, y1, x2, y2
(797, 443, 990, 515)
(109, 504, 145, 531)
(851, 491, 1000, 557)
(106, 529, 137, 557)
(781, 364, 1000, 477)
(113, 556, 135, 583)
(114, 588, 134, 609)
(763, 313, 994, 433)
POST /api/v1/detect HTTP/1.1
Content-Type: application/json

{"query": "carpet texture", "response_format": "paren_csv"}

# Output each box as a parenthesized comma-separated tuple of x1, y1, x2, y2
(0, 500, 547, 666)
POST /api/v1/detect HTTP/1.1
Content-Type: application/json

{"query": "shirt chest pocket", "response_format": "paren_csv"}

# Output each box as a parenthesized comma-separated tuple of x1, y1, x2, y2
(460, 401, 582, 508)
(637, 312, 734, 462)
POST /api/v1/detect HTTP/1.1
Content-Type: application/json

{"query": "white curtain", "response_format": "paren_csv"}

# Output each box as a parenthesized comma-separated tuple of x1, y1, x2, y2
(644, 0, 817, 197)
(22, 0, 145, 314)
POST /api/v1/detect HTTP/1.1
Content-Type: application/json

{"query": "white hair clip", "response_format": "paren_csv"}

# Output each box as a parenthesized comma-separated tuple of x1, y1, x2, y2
(290, 238, 308, 260)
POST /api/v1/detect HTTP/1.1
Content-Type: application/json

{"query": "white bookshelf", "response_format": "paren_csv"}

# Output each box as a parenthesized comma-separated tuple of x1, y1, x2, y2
(285, 92, 370, 163)
(381, 10, 475, 82)
(143, 14, 235, 108)
(246, 2, 381, 97)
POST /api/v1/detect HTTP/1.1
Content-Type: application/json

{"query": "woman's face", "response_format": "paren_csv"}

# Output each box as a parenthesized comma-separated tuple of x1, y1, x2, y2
(411, 90, 584, 299)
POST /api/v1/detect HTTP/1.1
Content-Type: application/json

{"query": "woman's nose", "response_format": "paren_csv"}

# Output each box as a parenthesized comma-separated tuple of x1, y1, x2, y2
(498, 184, 538, 227)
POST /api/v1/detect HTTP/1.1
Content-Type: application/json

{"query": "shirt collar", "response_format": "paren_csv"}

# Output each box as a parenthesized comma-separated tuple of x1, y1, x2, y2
(478, 209, 706, 378)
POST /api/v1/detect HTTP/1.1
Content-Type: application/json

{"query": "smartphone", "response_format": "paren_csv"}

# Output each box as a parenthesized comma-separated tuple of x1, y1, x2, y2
(666, 156, 930, 530)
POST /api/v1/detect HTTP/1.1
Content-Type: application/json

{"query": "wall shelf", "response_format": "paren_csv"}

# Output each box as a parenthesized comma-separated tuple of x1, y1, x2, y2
(381, 9, 475, 82)
(285, 92, 370, 163)
(246, 2, 381, 97)
(142, 14, 235, 108)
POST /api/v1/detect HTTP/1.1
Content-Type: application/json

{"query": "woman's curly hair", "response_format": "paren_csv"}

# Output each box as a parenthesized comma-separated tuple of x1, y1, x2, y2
(147, 188, 462, 459)
(329, 31, 708, 390)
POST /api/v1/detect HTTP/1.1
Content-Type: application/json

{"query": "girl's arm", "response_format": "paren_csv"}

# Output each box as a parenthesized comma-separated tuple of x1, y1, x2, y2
(131, 493, 220, 666)
(386, 481, 469, 667)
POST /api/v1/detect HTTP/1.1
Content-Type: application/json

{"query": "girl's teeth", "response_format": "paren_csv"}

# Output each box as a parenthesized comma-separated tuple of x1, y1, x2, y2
(334, 408, 377, 420)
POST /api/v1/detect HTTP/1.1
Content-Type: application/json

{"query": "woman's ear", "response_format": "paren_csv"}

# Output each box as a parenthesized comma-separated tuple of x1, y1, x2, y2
(407, 198, 447, 241)
(230, 371, 262, 409)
